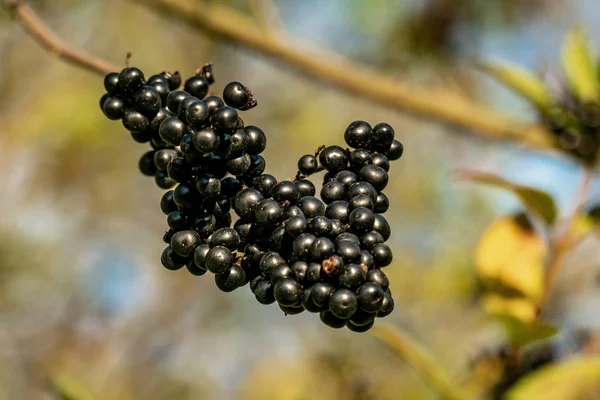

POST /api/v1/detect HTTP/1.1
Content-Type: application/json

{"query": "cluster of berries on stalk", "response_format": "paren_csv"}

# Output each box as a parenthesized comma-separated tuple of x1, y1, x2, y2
(99, 63, 403, 332)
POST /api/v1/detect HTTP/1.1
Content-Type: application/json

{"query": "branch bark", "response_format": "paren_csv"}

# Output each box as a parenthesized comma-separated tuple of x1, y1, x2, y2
(132, 0, 556, 151)
(2, 0, 119, 76)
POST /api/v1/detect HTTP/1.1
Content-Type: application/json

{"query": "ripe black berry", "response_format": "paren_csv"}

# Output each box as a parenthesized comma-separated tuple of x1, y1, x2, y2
(271, 263, 293, 284)
(212, 106, 239, 133)
(359, 165, 389, 192)
(272, 181, 299, 204)
(253, 174, 278, 197)
(150, 108, 171, 131)
(209, 227, 241, 250)
(338, 263, 366, 288)
(333, 170, 358, 188)
(302, 288, 324, 313)
(223, 81, 250, 109)
(371, 243, 393, 267)
(308, 216, 333, 236)
(226, 154, 251, 175)
(255, 199, 284, 225)
(348, 194, 374, 211)
(192, 127, 219, 153)
(336, 241, 362, 263)
(166, 90, 190, 114)
(298, 154, 319, 175)
(371, 153, 390, 172)
(309, 237, 335, 260)
(347, 182, 377, 203)
(149, 79, 170, 103)
(102, 97, 125, 120)
(366, 269, 389, 291)
(161, 246, 186, 271)
(372, 122, 395, 152)
(285, 216, 308, 237)
(320, 180, 345, 204)
(234, 188, 265, 219)
(159, 116, 188, 145)
(344, 120, 372, 149)
(386, 139, 404, 160)
(349, 310, 376, 326)
(177, 96, 201, 120)
(373, 214, 391, 241)
(139, 151, 157, 176)
(193, 243, 211, 269)
(292, 233, 317, 260)
(294, 180, 316, 197)
(122, 110, 149, 133)
(360, 231, 384, 250)
(170, 230, 201, 257)
(154, 149, 177, 171)
(229, 130, 249, 156)
(325, 200, 349, 223)
(329, 288, 358, 319)
(187, 261, 208, 276)
(160, 190, 178, 215)
(173, 182, 199, 209)
(133, 86, 162, 116)
(254, 280, 276, 304)
(185, 101, 210, 128)
(215, 265, 246, 292)
(349, 207, 375, 233)
(104, 72, 119, 94)
(357, 282, 385, 313)
(259, 251, 286, 276)
(184, 75, 210, 99)
(349, 149, 373, 170)
(374, 193, 389, 213)
(163, 71, 181, 90)
(117, 67, 145, 94)
(318, 145, 348, 173)
(320, 310, 346, 328)
(130, 129, 153, 143)
(204, 95, 224, 114)
(346, 320, 374, 332)
(205, 245, 234, 274)
(274, 278, 303, 306)
(377, 291, 394, 317)
(196, 176, 221, 196)
(297, 196, 325, 218)
(244, 126, 267, 155)
(279, 304, 304, 315)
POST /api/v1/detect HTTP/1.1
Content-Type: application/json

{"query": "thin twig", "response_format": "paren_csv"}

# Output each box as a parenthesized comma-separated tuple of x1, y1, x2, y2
(131, 0, 555, 151)
(246, 0, 285, 35)
(1, 0, 119, 75)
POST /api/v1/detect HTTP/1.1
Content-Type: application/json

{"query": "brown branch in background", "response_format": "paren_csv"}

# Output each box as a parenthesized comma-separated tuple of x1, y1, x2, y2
(1, 0, 119, 76)
(132, 0, 556, 151)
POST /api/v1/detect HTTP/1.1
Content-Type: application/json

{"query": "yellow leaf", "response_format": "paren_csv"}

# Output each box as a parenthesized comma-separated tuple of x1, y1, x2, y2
(455, 170, 557, 224)
(505, 356, 600, 400)
(497, 316, 559, 347)
(482, 294, 537, 323)
(475, 216, 546, 304)
(477, 59, 553, 111)
(561, 27, 598, 102)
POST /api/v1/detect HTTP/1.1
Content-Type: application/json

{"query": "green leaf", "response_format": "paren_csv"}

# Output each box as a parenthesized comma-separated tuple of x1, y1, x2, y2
(455, 170, 557, 224)
(497, 316, 559, 348)
(477, 59, 553, 111)
(49, 375, 97, 400)
(561, 27, 598, 102)
(505, 356, 600, 400)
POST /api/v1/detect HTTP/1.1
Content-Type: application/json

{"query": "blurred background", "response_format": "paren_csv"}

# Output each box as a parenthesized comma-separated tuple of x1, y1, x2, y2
(1, 0, 600, 399)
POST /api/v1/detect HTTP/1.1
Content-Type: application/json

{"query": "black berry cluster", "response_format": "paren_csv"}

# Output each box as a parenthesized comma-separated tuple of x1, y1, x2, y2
(99, 64, 404, 332)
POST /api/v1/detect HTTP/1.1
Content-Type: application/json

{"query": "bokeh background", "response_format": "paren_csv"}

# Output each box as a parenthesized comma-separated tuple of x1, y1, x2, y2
(1, 0, 600, 399)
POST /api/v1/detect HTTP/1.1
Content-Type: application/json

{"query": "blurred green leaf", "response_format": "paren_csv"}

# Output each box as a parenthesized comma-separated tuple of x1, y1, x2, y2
(455, 170, 557, 224)
(477, 59, 553, 110)
(50, 375, 97, 400)
(561, 27, 598, 102)
(505, 356, 600, 400)
(497, 316, 558, 348)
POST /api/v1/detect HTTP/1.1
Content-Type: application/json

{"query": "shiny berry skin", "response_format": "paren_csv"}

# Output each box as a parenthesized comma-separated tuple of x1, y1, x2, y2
(320, 180, 345, 204)
(204, 96, 224, 114)
(103, 72, 119, 94)
(133, 86, 162, 116)
(245, 155, 266, 177)
(122, 110, 149, 133)
(360, 250, 375, 270)
(99, 93, 110, 110)
(386, 139, 404, 160)
(209, 227, 241, 250)
(254, 199, 284, 225)
(244, 126, 267, 155)
(298, 154, 319, 175)
(374, 193, 389, 213)
(272, 181, 299, 204)
(344, 120, 373, 149)
(348, 194, 374, 211)
(130, 129, 153, 143)
(333, 170, 358, 188)
(196, 176, 221, 196)
(309, 237, 335, 260)
(336, 241, 362, 263)
(149, 79, 169, 103)
(359, 165, 389, 192)
(346, 320, 374, 332)
(161, 246, 186, 271)
(173, 182, 199, 209)
(285, 205, 305, 219)
(205, 245, 234, 274)
(366, 269, 389, 291)
(349, 310, 376, 327)
(186, 261, 208, 276)
(335, 232, 360, 246)
(167, 157, 192, 182)
(117, 67, 145, 94)
(221, 177, 243, 198)
(310, 282, 334, 307)
(325, 200, 349, 223)
(223, 82, 250, 109)
(192, 127, 220, 153)
(349, 149, 373, 170)
(148, 73, 168, 85)
(154, 149, 177, 171)
(305, 262, 322, 283)
(357, 282, 385, 313)
(212, 106, 239, 133)
(330, 219, 346, 237)
(372, 122, 395, 152)
(349, 207, 375, 233)
(229, 130, 249, 156)
(302, 288, 324, 312)
(193, 243, 211, 269)
(139, 151, 157, 176)
(271, 263, 293, 284)
(215, 265, 246, 292)
(377, 291, 394, 317)
(184, 75, 210, 99)
(371, 153, 390, 172)
(361, 231, 384, 250)
(159, 116, 188, 145)
(102, 97, 125, 120)
(285, 215, 307, 237)
(150, 108, 171, 131)
(226, 154, 251, 175)
(308, 216, 332, 236)
(338, 263, 366, 289)
(254, 280, 276, 304)
(373, 214, 391, 241)
(274, 278, 303, 306)
(185, 101, 210, 128)
(371, 243, 393, 267)
(259, 251, 286, 276)
(320, 310, 346, 328)
(163, 71, 181, 90)
(177, 96, 200, 121)
(155, 170, 176, 189)
(292, 233, 317, 260)
(252, 174, 278, 197)
(160, 190, 178, 215)
(348, 181, 377, 203)
(294, 180, 316, 197)
(279, 304, 304, 315)
(297, 196, 325, 218)
(318, 145, 348, 173)
(329, 289, 358, 319)
(170, 230, 201, 257)
(166, 90, 191, 114)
